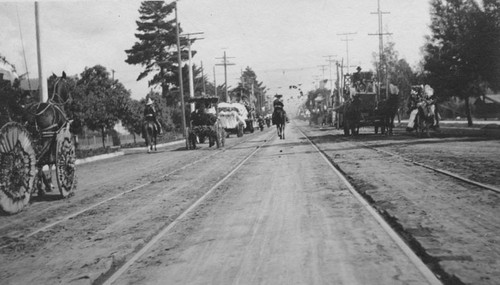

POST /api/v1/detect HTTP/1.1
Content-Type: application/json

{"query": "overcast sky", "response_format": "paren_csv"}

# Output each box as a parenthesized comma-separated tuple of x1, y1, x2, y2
(0, 0, 433, 102)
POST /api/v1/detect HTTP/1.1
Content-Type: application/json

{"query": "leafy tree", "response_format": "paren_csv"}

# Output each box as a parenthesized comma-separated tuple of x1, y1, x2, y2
(76, 65, 131, 147)
(423, 0, 500, 126)
(121, 99, 143, 143)
(125, 1, 194, 106)
(230, 67, 266, 113)
(372, 41, 415, 103)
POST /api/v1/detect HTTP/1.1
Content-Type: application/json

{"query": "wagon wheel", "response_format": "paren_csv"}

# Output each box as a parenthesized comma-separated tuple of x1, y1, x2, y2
(55, 124, 76, 198)
(0, 122, 36, 214)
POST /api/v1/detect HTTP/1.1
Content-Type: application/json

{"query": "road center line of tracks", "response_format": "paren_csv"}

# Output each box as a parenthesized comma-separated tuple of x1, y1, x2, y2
(296, 125, 442, 285)
(9, 134, 269, 243)
(102, 134, 273, 285)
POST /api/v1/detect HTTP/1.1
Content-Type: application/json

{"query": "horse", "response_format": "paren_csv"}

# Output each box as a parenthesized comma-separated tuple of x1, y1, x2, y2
(415, 102, 435, 138)
(376, 93, 399, 135)
(273, 108, 286, 139)
(142, 120, 158, 153)
(343, 96, 361, 136)
(23, 72, 72, 195)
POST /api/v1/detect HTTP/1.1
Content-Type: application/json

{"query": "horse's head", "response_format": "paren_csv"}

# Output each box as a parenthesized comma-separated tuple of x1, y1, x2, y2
(49, 72, 71, 104)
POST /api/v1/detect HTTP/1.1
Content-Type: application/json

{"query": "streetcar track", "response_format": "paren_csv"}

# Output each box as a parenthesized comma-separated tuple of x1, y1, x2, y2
(100, 133, 274, 285)
(0, 132, 272, 249)
(356, 141, 500, 194)
(296, 124, 442, 285)
(317, 126, 499, 194)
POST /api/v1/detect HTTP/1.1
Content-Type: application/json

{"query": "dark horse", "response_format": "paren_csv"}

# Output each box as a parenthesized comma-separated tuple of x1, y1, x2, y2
(343, 95, 361, 136)
(23, 72, 72, 195)
(273, 108, 286, 139)
(143, 120, 158, 153)
(376, 92, 400, 135)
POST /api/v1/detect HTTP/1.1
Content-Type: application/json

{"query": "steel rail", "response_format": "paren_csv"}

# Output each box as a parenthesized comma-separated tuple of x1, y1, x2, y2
(101, 133, 274, 285)
(296, 125, 443, 285)
(358, 141, 500, 194)
(0, 131, 272, 249)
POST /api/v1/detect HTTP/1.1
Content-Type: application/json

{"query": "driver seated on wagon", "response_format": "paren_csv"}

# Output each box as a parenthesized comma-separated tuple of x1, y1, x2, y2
(191, 101, 217, 126)
(272, 94, 289, 125)
(144, 97, 162, 135)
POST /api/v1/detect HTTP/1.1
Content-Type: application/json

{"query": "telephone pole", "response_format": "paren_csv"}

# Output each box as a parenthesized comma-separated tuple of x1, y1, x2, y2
(215, 51, 235, 102)
(369, 0, 392, 102)
(323, 55, 337, 107)
(181, 32, 204, 112)
(174, 2, 187, 146)
(201, 61, 206, 94)
(318, 64, 327, 80)
(337, 32, 356, 74)
(35, 2, 48, 102)
(213, 65, 217, 98)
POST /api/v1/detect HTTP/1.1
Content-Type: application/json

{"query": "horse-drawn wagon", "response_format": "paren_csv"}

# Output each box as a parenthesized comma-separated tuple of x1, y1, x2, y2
(186, 96, 225, 150)
(335, 71, 399, 135)
(217, 102, 246, 138)
(0, 72, 76, 214)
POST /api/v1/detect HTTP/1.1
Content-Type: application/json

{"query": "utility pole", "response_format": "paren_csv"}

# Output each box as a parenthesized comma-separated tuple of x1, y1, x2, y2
(318, 65, 327, 81)
(174, 2, 187, 147)
(35, 2, 48, 102)
(324, 55, 337, 108)
(111, 69, 115, 81)
(181, 32, 204, 112)
(337, 32, 356, 74)
(213, 65, 217, 98)
(201, 61, 206, 94)
(369, 0, 391, 102)
(215, 51, 235, 102)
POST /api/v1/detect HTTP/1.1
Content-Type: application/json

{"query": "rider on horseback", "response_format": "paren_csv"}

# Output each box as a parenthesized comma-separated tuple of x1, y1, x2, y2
(144, 97, 162, 135)
(406, 85, 439, 132)
(272, 94, 288, 125)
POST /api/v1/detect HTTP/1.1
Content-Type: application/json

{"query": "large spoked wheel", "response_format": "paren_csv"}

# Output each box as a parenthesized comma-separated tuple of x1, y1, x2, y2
(0, 122, 36, 214)
(55, 124, 76, 198)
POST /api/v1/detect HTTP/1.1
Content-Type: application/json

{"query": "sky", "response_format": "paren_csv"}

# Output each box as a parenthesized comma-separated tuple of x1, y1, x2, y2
(0, 0, 433, 111)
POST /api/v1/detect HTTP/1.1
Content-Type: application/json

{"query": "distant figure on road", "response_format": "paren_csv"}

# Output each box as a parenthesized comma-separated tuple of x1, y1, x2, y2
(272, 94, 288, 125)
(144, 97, 162, 136)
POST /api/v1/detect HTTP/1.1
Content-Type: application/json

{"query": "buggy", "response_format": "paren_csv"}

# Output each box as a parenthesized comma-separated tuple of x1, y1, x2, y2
(0, 72, 76, 214)
(186, 96, 226, 149)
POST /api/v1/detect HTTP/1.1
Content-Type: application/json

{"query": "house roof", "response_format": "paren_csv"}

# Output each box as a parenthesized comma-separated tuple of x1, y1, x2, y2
(485, 94, 500, 104)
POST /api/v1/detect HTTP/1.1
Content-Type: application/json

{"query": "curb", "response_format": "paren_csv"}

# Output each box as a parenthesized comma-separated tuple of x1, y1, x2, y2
(75, 151, 125, 166)
(122, 139, 185, 154)
(75, 139, 185, 166)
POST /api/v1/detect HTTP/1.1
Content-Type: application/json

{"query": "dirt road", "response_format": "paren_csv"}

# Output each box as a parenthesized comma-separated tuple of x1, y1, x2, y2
(1, 121, 498, 284)
(114, 127, 437, 284)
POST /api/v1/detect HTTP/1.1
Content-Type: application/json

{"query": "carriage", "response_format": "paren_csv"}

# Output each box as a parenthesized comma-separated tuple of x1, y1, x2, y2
(334, 71, 395, 135)
(0, 73, 76, 214)
(186, 96, 226, 150)
(217, 102, 246, 138)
